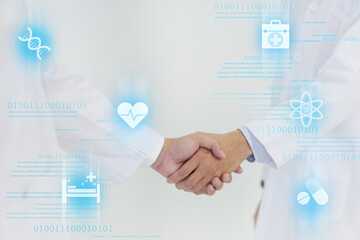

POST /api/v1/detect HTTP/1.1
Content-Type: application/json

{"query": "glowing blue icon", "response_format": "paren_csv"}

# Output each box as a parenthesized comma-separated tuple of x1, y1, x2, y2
(290, 91, 323, 128)
(62, 172, 100, 204)
(18, 27, 51, 60)
(297, 191, 311, 205)
(117, 102, 148, 129)
(262, 20, 289, 49)
(297, 178, 329, 206)
(268, 33, 283, 47)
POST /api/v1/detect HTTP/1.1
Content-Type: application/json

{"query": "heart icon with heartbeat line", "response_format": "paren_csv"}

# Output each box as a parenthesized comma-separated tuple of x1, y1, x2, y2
(117, 102, 148, 129)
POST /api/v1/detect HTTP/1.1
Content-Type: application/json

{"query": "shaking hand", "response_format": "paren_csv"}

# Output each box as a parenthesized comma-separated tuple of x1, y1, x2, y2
(167, 130, 252, 194)
(151, 132, 242, 195)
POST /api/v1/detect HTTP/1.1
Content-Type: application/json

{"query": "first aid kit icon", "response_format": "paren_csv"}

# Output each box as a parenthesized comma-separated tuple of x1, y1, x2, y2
(262, 20, 290, 49)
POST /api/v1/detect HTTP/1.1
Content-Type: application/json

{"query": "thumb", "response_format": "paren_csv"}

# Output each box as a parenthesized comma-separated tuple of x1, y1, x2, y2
(195, 133, 226, 159)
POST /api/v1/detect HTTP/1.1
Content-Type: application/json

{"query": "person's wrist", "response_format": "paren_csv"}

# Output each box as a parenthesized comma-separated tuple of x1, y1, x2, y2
(151, 138, 170, 171)
(231, 130, 253, 159)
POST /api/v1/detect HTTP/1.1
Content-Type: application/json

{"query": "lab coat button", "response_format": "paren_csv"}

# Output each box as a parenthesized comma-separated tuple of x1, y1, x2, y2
(294, 53, 303, 62)
(309, 2, 319, 11)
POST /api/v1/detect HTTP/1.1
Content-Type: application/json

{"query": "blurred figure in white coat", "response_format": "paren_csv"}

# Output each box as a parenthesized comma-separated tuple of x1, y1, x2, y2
(247, 0, 360, 239)
(0, 1, 239, 239)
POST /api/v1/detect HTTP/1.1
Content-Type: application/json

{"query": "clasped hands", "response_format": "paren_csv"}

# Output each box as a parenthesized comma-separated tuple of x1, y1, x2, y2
(151, 130, 253, 195)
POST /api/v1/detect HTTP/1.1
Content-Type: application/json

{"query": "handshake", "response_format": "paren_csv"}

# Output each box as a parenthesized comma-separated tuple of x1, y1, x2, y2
(151, 130, 253, 195)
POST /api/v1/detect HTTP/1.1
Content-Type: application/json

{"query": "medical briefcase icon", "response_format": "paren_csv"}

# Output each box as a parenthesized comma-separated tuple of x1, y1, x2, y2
(262, 20, 290, 49)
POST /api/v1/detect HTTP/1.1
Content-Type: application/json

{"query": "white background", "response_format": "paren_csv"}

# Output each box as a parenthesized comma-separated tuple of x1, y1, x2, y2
(30, 0, 264, 239)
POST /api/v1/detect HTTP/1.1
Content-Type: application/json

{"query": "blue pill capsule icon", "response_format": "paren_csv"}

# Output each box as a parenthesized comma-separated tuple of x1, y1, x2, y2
(305, 178, 329, 205)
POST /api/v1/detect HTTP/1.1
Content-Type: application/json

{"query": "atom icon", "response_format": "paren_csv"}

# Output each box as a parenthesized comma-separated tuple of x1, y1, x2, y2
(290, 91, 323, 128)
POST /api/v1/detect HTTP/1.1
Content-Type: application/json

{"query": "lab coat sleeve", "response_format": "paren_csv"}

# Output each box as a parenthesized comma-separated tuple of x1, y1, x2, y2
(41, 63, 164, 183)
(245, 19, 360, 169)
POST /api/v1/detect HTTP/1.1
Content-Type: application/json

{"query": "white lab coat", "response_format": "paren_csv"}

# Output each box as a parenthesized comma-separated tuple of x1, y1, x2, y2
(248, 0, 360, 239)
(0, 1, 163, 239)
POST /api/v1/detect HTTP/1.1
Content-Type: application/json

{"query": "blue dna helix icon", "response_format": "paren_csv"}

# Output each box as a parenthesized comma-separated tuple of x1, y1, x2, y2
(18, 27, 51, 60)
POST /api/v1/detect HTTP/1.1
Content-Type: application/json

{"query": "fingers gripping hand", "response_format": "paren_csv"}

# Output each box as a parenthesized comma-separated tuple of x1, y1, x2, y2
(168, 149, 241, 195)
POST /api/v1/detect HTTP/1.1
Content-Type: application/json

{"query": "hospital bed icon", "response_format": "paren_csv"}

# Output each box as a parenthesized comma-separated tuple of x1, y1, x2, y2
(62, 172, 100, 204)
